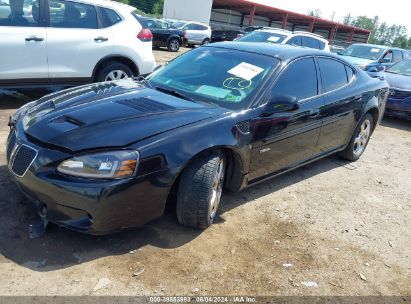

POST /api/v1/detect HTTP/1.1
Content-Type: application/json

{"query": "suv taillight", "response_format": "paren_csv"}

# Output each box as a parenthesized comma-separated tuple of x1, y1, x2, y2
(137, 29, 153, 42)
(184, 31, 188, 39)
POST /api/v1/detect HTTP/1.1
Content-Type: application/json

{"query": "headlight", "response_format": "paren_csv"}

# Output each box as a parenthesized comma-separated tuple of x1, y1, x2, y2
(57, 150, 139, 179)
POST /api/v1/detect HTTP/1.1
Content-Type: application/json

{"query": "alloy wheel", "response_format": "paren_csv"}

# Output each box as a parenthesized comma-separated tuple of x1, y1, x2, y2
(104, 70, 129, 81)
(209, 158, 225, 219)
(169, 39, 180, 51)
(353, 119, 371, 157)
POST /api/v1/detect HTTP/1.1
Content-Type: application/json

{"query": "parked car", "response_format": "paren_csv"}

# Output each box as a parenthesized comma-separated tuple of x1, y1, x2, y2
(7, 43, 388, 235)
(236, 28, 330, 51)
(338, 43, 409, 72)
(172, 20, 211, 46)
(211, 29, 245, 42)
(384, 59, 411, 120)
(0, 0, 156, 89)
(136, 16, 185, 52)
(330, 45, 345, 54)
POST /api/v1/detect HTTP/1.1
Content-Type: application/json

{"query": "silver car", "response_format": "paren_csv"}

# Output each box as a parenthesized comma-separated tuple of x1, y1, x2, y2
(172, 20, 211, 46)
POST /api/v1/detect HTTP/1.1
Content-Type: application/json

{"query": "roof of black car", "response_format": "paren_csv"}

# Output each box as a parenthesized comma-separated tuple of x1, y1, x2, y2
(205, 42, 336, 61)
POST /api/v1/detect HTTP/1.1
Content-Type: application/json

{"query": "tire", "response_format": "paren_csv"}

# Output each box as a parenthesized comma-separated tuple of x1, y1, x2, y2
(167, 38, 180, 52)
(176, 152, 226, 229)
(202, 38, 210, 45)
(95, 61, 134, 82)
(339, 113, 374, 161)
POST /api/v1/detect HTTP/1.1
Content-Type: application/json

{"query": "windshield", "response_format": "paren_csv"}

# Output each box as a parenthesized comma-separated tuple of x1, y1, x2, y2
(237, 31, 287, 44)
(148, 47, 279, 110)
(386, 60, 411, 76)
(341, 45, 385, 60)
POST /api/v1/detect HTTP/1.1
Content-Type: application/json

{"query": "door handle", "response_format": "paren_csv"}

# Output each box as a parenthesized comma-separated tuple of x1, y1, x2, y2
(94, 37, 109, 42)
(308, 109, 320, 118)
(25, 36, 44, 42)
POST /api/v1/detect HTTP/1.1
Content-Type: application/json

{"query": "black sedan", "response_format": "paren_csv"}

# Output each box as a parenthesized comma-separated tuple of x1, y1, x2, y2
(137, 17, 185, 52)
(7, 43, 388, 234)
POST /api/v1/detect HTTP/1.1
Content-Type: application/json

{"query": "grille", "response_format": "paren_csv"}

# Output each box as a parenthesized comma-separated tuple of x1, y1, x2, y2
(389, 89, 411, 100)
(11, 144, 37, 177)
(236, 121, 251, 134)
(6, 131, 17, 163)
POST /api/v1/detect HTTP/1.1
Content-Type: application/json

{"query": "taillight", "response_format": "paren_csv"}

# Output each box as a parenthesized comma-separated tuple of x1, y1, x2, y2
(236, 34, 243, 39)
(137, 29, 153, 42)
(184, 31, 188, 39)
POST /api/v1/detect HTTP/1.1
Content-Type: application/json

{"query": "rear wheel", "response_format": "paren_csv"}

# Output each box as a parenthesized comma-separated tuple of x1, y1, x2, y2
(339, 113, 374, 161)
(167, 38, 180, 52)
(96, 61, 134, 82)
(176, 152, 225, 229)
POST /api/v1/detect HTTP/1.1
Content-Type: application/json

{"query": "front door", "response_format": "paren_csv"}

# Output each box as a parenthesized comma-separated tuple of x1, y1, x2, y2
(249, 57, 324, 181)
(0, 0, 48, 81)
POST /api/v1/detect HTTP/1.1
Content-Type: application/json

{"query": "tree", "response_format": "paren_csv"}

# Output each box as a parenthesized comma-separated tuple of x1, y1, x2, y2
(307, 9, 321, 18)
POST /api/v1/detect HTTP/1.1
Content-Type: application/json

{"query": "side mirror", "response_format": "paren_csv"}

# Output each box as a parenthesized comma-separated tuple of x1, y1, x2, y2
(261, 95, 299, 116)
(337, 51, 343, 55)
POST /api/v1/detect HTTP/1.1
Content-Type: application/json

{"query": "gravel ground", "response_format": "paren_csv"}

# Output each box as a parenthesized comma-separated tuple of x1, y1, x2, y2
(0, 47, 410, 296)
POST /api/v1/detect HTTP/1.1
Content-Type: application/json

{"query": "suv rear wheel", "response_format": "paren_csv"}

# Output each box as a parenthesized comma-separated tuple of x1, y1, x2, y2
(167, 38, 180, 52)
(96, 61, 134, 82)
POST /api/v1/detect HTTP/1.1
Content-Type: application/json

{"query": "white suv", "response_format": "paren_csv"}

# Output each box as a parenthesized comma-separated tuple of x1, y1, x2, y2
(172, 20, 211, 46)
(0, 0, 156, 88)
(238, 28, 330, 52)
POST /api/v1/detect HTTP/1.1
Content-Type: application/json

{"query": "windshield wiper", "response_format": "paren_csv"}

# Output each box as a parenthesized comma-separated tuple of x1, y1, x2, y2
(155, 86, 194, 102)
(133, 76, 152, 88)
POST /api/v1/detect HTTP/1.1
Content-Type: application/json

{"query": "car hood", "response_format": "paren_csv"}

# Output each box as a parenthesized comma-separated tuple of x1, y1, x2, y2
(385, 72, 411, 90)
(22, 80, 224, 152)
(339, 55, 374, 66)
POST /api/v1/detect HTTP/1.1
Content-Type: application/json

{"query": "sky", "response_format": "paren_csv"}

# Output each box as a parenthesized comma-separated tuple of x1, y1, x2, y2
(249, 0, 411, 34)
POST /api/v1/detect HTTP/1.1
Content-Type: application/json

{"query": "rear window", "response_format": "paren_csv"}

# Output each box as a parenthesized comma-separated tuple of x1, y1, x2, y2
(100, 7, 121, 27)
(302, 36, 320, 50)
(172, 21, 187, 29)
(238, 31, 287, 44)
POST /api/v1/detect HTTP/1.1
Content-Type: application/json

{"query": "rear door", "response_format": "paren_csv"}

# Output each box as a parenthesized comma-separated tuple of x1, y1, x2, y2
(316, 57, 361, 153)
(249, 57, 324, 180)
(45, 0, 113, 80)
(0, 0, 48, 82)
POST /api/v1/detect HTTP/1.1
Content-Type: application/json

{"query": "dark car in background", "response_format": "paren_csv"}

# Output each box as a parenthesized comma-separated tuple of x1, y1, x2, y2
(384, 59, 411, 120)
(339, 43, 410, 72)
(137, 17, 185, 52)
(211, 29, 245, 42)
(7, 43, 388, 234)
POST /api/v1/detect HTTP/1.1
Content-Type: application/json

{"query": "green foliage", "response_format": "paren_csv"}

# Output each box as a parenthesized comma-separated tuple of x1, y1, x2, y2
(113, 0, 164, 17)
(342, 13, 410, 49)
(307, 9, 322, 18)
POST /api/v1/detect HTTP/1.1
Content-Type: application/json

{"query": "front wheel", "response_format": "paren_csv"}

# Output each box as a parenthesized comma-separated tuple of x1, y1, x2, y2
(96, 61, 134, 82)
(176, 152, 226, 229)
(339, 113, 374, 161)
(202, 38, 210, 45)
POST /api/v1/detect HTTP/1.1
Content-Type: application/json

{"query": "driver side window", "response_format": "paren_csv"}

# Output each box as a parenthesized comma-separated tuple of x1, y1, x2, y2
(271, 58, 318, 101)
